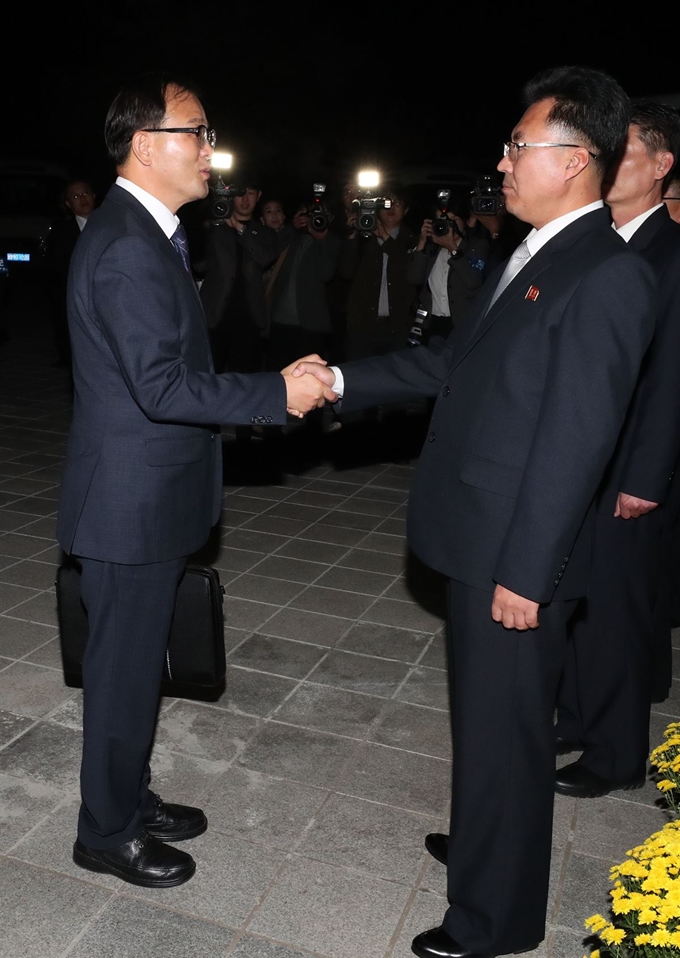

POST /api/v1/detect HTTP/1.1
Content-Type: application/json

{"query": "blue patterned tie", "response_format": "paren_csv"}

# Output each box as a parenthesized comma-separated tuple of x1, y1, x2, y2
(171, 224, 191, 273)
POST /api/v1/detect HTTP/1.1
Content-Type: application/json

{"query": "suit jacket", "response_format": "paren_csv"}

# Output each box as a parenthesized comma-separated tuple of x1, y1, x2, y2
(598, 206, 680, 510)
(270, 230, 341, 333)
(57, 184, 287, 565)
(199, 219, 278, 331)
(339, 208, 656, 603)
(406, 230, 490, 327)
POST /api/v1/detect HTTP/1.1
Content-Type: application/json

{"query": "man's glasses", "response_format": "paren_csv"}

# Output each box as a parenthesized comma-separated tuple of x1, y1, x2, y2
(663, 196, 680, 201)
(143, 125, 216, 148)
(503, 141, 599, 161)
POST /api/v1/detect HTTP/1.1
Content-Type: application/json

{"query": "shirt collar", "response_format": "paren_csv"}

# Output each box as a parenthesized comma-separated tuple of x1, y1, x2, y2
(115, 176, 180, 240)
(524, 200, 605, 258)
(614, 203, 664, 243)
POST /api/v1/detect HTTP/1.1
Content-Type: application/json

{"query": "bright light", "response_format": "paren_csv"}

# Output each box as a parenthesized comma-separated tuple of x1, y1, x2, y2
(211, 152, 233, 171)
(358, 170, 379, 188)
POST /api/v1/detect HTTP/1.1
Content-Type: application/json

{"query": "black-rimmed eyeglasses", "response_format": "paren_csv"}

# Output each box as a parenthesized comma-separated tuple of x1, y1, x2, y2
(143, 125, 216, 148)
(503, 141, 599, 161)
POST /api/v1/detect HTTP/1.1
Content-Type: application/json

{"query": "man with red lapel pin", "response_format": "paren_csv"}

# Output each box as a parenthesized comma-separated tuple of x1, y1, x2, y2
(291, 66, 656, 958)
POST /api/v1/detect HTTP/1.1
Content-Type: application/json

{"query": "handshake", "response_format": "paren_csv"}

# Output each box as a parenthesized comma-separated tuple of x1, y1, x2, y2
(280, 355, 339, 418)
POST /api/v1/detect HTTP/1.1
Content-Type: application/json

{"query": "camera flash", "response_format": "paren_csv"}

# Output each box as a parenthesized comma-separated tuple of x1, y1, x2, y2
(211, 152, 233, 171)
(358, 170, 380, 188)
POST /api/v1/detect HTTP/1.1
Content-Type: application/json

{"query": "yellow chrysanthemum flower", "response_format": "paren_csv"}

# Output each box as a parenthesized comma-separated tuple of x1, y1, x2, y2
(650, 927, 673, 945)
(584, 914, 609, 933)
(600, 926, 626, 945)
(634, 932, 653, 945)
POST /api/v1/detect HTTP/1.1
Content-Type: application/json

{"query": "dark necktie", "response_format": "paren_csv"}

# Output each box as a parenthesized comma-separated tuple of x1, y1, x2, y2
(171, 224, 191, 273)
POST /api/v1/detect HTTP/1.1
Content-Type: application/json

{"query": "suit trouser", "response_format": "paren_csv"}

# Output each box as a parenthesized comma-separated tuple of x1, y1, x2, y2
(77, 556, 186, 849)
(443, 580, 575, 955)
(555, 510, 661, 781)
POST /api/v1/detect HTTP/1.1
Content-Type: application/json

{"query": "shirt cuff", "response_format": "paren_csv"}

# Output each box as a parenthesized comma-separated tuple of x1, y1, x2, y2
(330, 366, 344, 398)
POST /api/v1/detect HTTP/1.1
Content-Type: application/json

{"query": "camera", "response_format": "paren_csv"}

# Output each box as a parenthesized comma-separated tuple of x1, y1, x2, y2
(406, 306, 431, 347)
(305, 183, 332, 233)
(209, 174, 246, 220)
(351, 193, 393, 235)
(431, 190, 463, 238)
(470, 175, 503, 216)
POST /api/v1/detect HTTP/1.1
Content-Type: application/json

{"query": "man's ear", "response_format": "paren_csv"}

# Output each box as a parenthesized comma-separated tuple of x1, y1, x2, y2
(656, 151, 675, 182)
(130, 130, 153, 168)
(565, 147, 592, 181)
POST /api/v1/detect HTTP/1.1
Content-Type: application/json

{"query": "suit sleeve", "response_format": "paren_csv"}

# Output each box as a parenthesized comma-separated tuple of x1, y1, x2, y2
(90, 235, 288, 426)
(493, 253, 656, 602)
(340, 340, 453, 410)
(618, 250, 680, 503)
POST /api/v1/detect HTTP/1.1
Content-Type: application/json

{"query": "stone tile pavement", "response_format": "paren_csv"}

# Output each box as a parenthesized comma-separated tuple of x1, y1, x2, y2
(0, 290, 678, 957)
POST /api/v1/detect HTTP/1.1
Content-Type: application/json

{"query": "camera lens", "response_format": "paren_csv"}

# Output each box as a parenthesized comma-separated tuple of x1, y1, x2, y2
(212, 199, 230, 219)
(359, 213, 376, 232)
(311, 213, 328, 232)
(432, 219, 450, 237)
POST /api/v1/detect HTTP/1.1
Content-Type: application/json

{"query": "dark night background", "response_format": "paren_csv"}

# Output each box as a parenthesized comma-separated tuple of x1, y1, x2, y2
(3, 2, 678, 217)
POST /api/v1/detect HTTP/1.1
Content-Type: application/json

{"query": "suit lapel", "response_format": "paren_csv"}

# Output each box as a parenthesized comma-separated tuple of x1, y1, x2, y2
(627, 206, 671, 253)
(450, 208, 613, 372)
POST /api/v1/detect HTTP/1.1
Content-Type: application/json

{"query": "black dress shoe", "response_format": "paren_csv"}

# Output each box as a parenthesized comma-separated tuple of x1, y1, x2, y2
(73, 831, 195, 887)
(425, 832, 448, 865)
(411, 925, 539, 958)
(555, 761, 645, 798)
(555, 736, 581, 755)
(142, 793, 207, 842)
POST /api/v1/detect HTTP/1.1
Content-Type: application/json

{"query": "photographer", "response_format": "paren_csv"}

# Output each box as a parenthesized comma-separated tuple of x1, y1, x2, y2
(407, 202, 490, 342)
(339, 188, 417, 360)
(264, 202, 341, 433)
(199, 175, 278, 376)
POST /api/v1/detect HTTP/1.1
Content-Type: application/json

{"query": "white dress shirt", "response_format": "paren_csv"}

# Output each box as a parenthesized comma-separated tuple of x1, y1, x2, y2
(614, 203, 664, 243)
(115, 176, 179, 240)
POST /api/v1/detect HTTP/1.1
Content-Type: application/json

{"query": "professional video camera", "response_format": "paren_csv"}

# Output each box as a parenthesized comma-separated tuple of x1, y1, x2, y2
(304, 183, 332, 233)
(470, 175, 503, 216)
(351, 193, 393, 235)
(431, 189, 464, 238)
(209, 174, 247, 220)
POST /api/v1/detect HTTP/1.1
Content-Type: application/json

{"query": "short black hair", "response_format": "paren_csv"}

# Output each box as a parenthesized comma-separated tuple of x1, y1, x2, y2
(105, 73, 201, 167)
(630, 100, 680, 190)
(522, 65, 630, 176)
(665, 175, 680, 198)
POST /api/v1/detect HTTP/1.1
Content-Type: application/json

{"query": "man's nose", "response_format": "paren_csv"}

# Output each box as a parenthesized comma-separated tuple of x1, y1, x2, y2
(497, 154, 511, 174)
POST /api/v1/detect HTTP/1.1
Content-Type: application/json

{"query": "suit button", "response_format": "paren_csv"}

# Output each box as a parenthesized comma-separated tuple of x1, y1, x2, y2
(554, 579, 560, 586)
(428, 432, 436, 443)
(442, 385, 450, 397)
(210, 434, 215, 441)
(265, 416, 272, 424)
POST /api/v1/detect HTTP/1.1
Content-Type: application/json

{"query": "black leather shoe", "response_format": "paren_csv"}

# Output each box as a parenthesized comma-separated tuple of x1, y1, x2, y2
(555, 761, 645, 798)
(142, 793, 207, 842)
(73, 831, 195, 887)
(555, 736, 581, 755)
(425, 832, 448, 866)
(411, 926, 539, 958)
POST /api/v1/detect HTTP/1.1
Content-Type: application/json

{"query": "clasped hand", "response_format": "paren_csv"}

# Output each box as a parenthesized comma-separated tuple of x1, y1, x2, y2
(280, 355, 338, 418)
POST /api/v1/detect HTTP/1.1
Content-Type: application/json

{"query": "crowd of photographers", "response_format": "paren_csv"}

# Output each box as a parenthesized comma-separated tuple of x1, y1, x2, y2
(186, 175, 527, 430)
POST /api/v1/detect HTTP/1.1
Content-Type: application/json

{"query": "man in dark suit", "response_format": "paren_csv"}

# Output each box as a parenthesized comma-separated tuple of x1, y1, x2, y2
(555, 101, 680, 795)
(45, 179, 96, 366)
(199, 174, 277, 374)
(292, 67, 656, 958)
(56, 74, 334, 889)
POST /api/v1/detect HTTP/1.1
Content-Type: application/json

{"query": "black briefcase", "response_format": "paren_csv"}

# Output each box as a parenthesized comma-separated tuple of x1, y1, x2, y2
(56, 559, 227, 701)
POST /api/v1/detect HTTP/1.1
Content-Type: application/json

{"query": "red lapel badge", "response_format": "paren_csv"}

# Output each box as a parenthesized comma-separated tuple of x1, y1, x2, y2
(525, 286, 540, 302)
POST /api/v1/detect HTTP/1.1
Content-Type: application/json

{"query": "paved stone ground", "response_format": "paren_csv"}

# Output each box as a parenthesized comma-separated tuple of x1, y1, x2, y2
(0, 282, 677, 957)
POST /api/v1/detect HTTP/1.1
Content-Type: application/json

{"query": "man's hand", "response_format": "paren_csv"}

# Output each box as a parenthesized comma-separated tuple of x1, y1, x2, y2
(291, 361, 337, 390)
(491, 584, 540, 630)
(614, 491, 660, 519)
(225, 215, 247, 233)
(281, 355, 337, 418)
